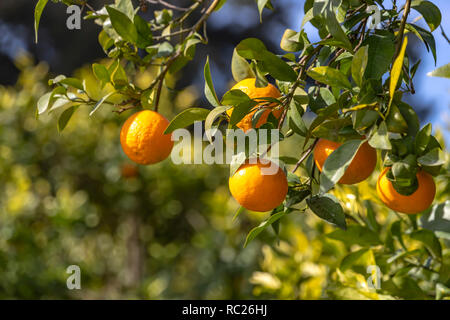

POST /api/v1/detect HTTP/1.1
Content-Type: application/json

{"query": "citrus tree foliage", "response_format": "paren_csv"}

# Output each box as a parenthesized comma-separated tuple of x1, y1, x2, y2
(33, 0, 450, 299)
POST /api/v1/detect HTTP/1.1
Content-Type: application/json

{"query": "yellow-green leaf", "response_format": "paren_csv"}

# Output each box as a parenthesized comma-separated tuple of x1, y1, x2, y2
(389, 37, 408, 104)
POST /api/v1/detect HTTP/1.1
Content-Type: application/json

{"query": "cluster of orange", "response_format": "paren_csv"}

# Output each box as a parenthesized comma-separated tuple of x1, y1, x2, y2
(119, 79, 435, 215)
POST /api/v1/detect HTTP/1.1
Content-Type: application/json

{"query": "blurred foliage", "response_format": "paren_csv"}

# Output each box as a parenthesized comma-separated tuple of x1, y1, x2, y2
(1, 54, 449, 299)
(0, 54, 264, 299)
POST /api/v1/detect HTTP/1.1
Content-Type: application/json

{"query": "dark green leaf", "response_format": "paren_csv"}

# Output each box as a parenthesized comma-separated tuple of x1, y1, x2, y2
(92, 64, 110, 87)
(351, 46, 368, 87)
(409, 229, 442, 259)
(307, 193, 347, 230)
(58, 105, 78, 133)
(204, 56, 221, 107)
(164, 108, 210, 134)
(34, 0, 49, 43)
(244, 211, 285, 248)
(307, 66, 352, 89)
(414, 124, 432, 155)
(411, 0, 441, 32)
(340, 248, 375, 271)
(327, 225, 381, 246)
(363, 33, 395, 79)
(106, 6, 138, 43)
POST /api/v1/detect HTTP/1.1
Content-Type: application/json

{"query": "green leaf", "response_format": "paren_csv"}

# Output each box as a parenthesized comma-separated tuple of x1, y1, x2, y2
(59, 78, 84, 91)
(417, 148, 445, 167)
(229, 100, 258, 126)
(288, 102, 307, 136)
(214, 0, 228, 11)
(164, 108, 210, 134)
(306, 193, 347, 230)
(340, 248, 375, 271)
(319, 139, 363, 193)
(307, 66, 352, 90)
(34, 0, 49, 43)
(392, 275, 428, 300)
(369, 121, 392, 150)
(157, 42, 174, 57)
(244, 211, 285, 248)
(203, 56, 221, 107)
(414, 124, 432, 155)
(397, 102, 420, 136)
(236, 38, 297, 81)
(301, 8, 314, 29)
(351, 46, 368, 87)
(134, 14, 152, 48)
(420, 201, 450, 238)
(411, 0, 441, 32)
(327, 225, 381, 246)
(409, 24, 437, 64)
(204, 106, 231, 143)
(258, 51, 297, 82)
(89, 92, 115, 116)
(37, 92, 52, 114)
(92, 64, 110, 87)
(386, 104, 408, 134)
(232, 206, 246, 222)
(114, 0, 135, 19)
(323, 4, 353, 52)
(363, 33, 395, 79)
(229, 151, 247, 177)
(106, 6, 138, 43)
(98, 30, 114, 53)
(427, 63, 450, 79)
(221, 89, 251, 106)
(280, 29, 303, 52)
(236, 38, 267, 60)
(231, 48, 255, 82)
(256, 0, 271, 22)
(389, 36, 408, 105)
(284, 187, 310, 208)
(58, 105, 78, 133)
(409, 229, 442, 259)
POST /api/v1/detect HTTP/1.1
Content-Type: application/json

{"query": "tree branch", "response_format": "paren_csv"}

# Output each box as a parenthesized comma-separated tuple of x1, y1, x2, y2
(393, 0, 412, 60)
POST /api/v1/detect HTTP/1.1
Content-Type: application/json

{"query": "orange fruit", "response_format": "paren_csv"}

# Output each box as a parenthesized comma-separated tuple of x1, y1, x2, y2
(376, 167, 436, 214)
(229, 159, 288, 212)
(120, 110, 173, 165)
(226, 78, 282, 132)
(121, 163, 139, 179)
(314, 139, 377, 184)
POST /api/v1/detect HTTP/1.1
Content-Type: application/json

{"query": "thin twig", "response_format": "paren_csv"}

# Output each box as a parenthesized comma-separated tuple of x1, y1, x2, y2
(152, 0, 221, 111)
(145, 0, 191, 11)
(292, 139, 319, 173)
(393, 0, 412, 60)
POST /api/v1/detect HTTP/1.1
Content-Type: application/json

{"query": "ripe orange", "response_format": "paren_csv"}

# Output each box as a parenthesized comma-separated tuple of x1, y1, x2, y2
(120, 110, 173, 165)
(313, 139, 377, 184)
(226, 78, 282, 132)
(121, 163, 139, 179)
(376, 167, 436, 214)
(229, 159, 288, 212)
